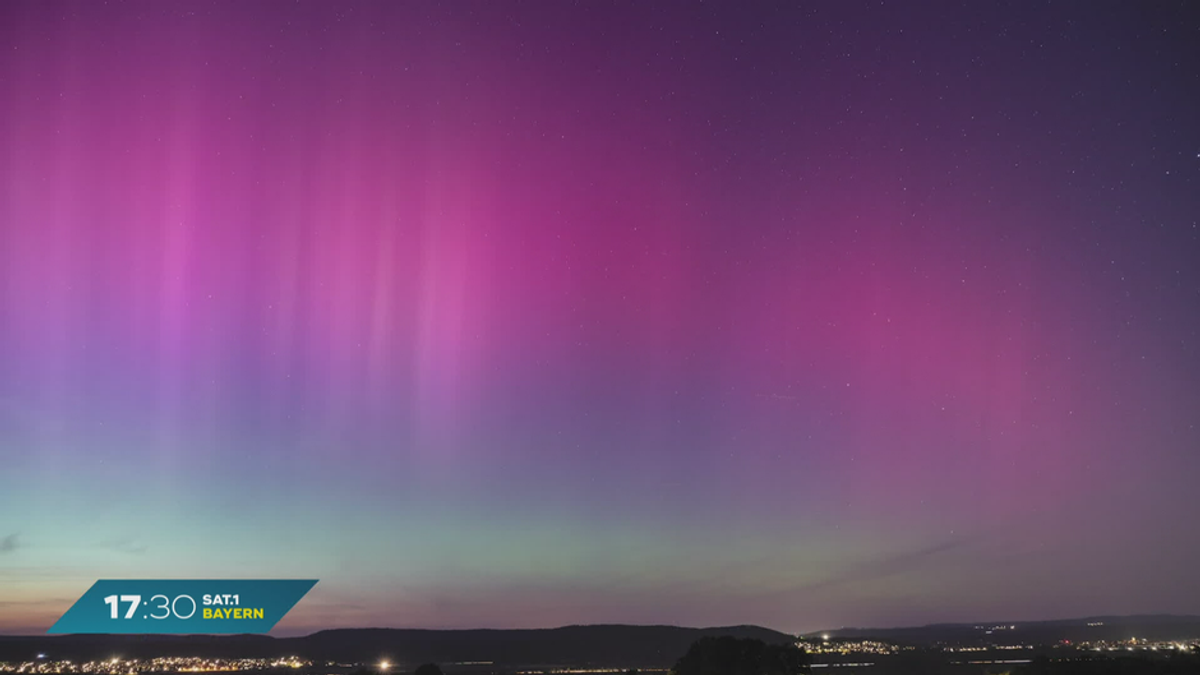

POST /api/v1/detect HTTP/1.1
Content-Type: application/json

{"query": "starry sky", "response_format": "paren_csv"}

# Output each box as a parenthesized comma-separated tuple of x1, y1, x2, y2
(2, 1, 1199, 636)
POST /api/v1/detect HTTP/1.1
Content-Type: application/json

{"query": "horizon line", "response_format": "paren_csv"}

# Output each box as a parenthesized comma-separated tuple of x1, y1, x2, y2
(4, 613, 1200, 639)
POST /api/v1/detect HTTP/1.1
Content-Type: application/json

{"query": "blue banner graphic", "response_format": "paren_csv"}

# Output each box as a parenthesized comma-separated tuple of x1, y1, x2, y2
(48, 579, 318, 634)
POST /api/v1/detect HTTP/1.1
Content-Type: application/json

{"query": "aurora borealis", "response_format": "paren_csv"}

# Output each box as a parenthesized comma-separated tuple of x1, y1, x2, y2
(2, 1, 1199, 635)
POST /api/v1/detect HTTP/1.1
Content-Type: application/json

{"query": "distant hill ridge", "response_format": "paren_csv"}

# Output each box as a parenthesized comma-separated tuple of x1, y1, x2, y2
(0, 624, 795, 667)
(5, 615, 1200, 665)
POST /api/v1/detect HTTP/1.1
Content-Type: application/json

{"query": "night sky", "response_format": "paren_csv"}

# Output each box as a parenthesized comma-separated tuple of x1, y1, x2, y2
(2, 1, 1199, 635)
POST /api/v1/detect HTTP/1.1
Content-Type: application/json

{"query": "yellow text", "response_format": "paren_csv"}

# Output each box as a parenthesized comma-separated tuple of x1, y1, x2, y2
(202, 607, 265, 620)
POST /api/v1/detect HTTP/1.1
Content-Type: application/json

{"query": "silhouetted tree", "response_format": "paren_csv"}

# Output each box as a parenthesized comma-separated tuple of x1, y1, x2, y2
(413, 664, 443, 675)
(672, 636, 809, 675)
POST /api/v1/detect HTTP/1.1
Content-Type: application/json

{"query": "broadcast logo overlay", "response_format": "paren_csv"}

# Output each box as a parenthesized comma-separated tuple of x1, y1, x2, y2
(48, 580, 318, 634)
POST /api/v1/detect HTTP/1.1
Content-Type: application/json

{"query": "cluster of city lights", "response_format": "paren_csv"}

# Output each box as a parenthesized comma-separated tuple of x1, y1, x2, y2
(796, 638, 904, 656)
(1074, 638, 1199, 653)
(0, 658, 308, 675)
(945, 645, 1034, 652)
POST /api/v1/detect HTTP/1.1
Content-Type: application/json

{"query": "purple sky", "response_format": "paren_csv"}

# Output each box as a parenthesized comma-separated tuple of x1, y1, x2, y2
(1, 1, 1199, 635)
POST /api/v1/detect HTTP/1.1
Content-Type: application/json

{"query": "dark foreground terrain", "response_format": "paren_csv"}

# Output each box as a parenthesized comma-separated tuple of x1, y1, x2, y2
(3, 618, 1199, 674)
